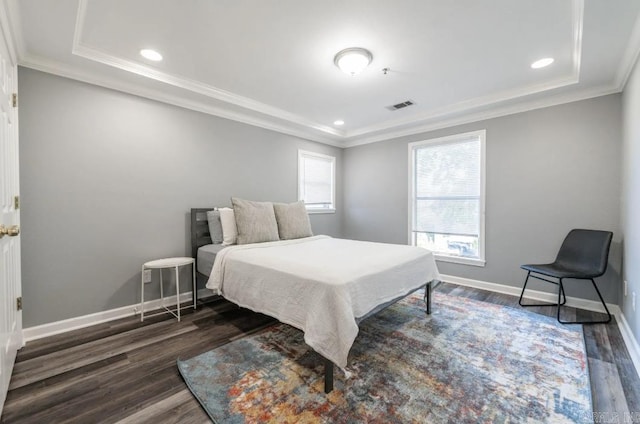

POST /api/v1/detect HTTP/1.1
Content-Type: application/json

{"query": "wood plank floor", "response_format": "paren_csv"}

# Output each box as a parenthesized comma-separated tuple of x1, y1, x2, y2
(2, 282, 639, 423)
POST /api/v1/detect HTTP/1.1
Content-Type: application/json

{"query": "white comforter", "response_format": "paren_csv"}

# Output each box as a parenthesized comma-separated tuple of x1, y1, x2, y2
(206, 235, 440, 368)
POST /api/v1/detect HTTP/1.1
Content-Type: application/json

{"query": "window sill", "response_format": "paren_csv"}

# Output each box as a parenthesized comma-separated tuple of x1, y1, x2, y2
(307, 208, 336, 215)
(434, 254, 486, 267)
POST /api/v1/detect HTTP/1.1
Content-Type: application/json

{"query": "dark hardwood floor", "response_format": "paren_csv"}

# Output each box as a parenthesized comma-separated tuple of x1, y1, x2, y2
(2, 282, 639, 423)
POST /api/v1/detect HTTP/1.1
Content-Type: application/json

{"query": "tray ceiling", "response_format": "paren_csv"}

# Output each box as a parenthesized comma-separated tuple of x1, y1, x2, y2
(7, 0, 640, 147)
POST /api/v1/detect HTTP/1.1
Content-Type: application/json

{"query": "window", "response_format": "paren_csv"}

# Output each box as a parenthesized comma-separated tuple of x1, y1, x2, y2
(298, 150, 336, 213)
(408, 130, 486, 266)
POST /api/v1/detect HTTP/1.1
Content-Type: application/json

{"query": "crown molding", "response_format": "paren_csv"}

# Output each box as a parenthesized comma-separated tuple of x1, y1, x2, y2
(69, 0, 585, 144)
(344, 75, 579, 139)
(12, 0, 634, 150)
(345, 0, 584, 140)
(70, 31, 592, 148)
(71, 43, 344, 138)
(72, 0, 342, 139)
(342, 83, 620, 148)
(21, 49, 619, 151)
(615, 6, 640, 90)
(0, 0, 23, 64)
(18, 53, 346, 148)
(571, 0, 584, 81)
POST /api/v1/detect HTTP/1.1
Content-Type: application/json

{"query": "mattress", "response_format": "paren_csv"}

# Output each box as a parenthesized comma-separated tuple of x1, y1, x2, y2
(196, 244, 227, 276)
(206, 235, 440, 368)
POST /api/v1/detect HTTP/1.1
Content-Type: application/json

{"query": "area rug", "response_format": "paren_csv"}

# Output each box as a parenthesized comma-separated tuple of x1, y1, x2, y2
(177, 291, 593, 423)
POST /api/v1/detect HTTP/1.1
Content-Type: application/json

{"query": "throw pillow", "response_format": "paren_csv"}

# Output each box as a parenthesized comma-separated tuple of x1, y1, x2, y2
(231, 197, 280, 244)
(206, 210, 224, 244)
(273, 201, 313, 240)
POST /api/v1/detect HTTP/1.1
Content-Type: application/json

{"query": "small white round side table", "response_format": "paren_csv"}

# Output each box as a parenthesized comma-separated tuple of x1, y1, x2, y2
(141, 257, 196, 322)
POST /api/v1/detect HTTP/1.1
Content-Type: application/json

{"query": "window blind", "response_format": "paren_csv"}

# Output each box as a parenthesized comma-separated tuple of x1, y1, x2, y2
(299, 152, 335, 210)
(413, 137, 481, 237)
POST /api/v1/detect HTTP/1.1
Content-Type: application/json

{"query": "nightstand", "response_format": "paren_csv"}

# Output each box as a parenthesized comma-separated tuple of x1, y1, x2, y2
(140, 257, 196, 322)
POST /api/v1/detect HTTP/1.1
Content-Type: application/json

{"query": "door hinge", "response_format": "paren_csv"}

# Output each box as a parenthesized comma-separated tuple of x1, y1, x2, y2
(16, 297, 22, 311)
(12, 93, 17, 108)
(14, 195, 19, 210)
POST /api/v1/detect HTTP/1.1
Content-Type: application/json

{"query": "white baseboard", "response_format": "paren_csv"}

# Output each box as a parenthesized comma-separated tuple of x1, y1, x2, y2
(442, 274, 639, 378)
(22, 276, 640, 380)
(441, 274, 620, 315)
(616, 312, 640, 379)
(22, 288, 217, 342)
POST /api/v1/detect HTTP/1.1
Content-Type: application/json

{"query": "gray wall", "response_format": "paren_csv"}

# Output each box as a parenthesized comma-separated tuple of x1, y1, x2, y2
(19, 67, 343, 327)
(18, 65, 626, 328)
(343, 95, 622, 304)
(622, 56, 640, 341)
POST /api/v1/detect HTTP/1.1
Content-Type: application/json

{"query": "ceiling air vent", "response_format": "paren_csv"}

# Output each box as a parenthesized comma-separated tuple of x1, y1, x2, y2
(386, 100, 414, 111)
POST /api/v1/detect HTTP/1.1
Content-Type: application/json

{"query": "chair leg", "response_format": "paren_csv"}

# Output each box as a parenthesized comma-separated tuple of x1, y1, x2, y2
(559, 281, 567, 306)
(518, 272, 531, 306)
(556, 278, 564, 322)
(557, 278, 612, 325)
(519, 271, 567, 307)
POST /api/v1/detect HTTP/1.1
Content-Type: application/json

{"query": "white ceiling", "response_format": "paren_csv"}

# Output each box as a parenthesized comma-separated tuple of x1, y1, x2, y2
(5, 0, 640, 147)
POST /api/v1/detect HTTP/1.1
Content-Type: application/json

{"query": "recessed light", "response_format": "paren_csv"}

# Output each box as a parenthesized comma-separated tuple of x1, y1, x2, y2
(140, 49, 163, 61)
(531, 57, 554, 69)
(334, 120, 345, 126)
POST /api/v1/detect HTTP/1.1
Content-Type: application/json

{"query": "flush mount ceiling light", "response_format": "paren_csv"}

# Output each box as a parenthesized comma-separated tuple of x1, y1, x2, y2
(140, 49, 163, 61)
(333, 120, 345, 126)
(531, 57, 554, 69)
(334, 47, 373, 76)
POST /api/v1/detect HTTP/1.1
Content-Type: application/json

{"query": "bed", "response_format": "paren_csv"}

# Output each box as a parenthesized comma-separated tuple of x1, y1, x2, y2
(190, 208, 441, 392)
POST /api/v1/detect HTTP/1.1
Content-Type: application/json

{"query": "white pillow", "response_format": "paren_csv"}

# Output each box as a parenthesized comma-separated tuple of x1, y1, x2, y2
(219, 207, 237, 246)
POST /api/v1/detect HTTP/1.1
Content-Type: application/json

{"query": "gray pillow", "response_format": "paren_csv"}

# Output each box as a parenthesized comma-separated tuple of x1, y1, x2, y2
(231, 197, 280, 244)
(206, 210, 224, 244)
(273, 201, 313, 240)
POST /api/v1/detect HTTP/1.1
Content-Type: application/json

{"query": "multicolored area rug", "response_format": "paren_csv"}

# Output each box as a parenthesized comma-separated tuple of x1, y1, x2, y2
(177, 291, 593, 423)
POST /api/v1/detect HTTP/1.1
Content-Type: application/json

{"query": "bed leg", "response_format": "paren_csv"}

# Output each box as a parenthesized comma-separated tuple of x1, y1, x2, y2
(425, 282, 432, 315)
(324, 358, 334, 393)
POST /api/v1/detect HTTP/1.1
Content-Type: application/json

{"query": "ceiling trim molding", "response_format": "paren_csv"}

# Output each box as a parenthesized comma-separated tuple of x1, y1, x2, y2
(12, 0, 627, 150)
(615, 6, 640, 90)
(342, 83, 620, 148)
(18, 53, 345, 148)
(19, 49, 621, 148)
(71, 0, 87, 50)
(71, 44, 344, 138)
(71, 0, 342, 138)
(345, 0, 584, 139)
(344, 75, 579, 138)
(17, 51, 623, 150)
(0, 0, 23, 65)
(68, 0, 585, 142)
(19, 50, 621, 151)
(571, 0, 584, 80)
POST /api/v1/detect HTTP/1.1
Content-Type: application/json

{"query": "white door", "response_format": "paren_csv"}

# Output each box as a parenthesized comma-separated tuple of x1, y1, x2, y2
(0, 12, 21, 416)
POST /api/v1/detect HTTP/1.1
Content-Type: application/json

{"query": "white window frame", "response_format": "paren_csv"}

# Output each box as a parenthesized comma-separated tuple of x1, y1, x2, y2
(298, 150, 336, 214)
(408, 130, 486, 267)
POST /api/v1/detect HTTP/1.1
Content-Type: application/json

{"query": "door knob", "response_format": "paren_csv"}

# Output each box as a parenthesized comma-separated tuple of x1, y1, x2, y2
(0, 225, 19, 238)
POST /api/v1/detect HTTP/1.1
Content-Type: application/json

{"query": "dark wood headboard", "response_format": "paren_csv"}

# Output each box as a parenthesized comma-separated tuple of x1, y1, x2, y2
(190, 208, 215, 259)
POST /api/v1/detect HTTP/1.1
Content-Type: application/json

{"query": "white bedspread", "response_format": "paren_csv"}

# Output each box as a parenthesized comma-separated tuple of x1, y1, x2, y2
(206, 235, 440, 368)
